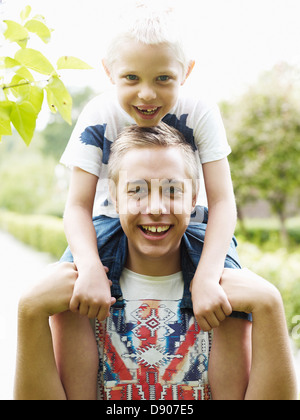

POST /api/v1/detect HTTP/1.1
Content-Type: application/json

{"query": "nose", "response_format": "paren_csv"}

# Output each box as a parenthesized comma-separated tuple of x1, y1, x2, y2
(147, 188, 168, 215)
(138, 84, 157, 102)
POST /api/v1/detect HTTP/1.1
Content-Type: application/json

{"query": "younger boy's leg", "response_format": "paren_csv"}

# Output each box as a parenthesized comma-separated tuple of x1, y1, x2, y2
(51, 311, 98, 400)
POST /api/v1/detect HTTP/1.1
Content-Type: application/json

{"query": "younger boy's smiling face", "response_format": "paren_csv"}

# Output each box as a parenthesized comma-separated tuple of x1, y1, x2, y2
(107, 40, 187, 127)
(114, 146, 196, 276)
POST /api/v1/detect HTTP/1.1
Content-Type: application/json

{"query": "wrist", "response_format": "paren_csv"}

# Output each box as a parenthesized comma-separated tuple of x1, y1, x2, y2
(252, 283, 283, 317)
(194, 265, 223, 283)
(74, 255, 103, 272)
(18, 293, 50, 322)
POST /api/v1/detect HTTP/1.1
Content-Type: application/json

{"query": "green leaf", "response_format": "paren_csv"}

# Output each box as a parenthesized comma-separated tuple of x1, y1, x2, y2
(45, 88, 58, 115)
(45, 76, 72, 124)
(24, 19, 52, 44)
(57, 56, 93, 70)
(0, 100, 12, 120)
(10, 101, 37, 145)
(7, 75, 44, 114)
(20, 6, 32, 22)
(29, 85, 44, 114)
(15, 48, 56, 75)
(0, 57, 34, 82)
(3, 20, 29, 44)
(9, 75, 31, 99)
(0, 119, 12, 136)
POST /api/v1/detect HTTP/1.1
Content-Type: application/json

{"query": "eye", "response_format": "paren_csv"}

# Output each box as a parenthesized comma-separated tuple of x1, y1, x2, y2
(163, 185, 183, 196)
(126, 75, 139, 81)
(128, 184, 148, 199)
(157, 75, 170, 82)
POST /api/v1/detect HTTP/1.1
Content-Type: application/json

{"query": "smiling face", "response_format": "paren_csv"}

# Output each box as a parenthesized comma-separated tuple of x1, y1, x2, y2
(105, 40, 191, 127)
(114, 146, 196, 276)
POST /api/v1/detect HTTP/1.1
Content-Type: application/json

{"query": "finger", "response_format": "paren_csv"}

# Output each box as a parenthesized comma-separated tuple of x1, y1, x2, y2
(103, 266, 109, 274)
(203, 312, 220, 330)
(69, 295, 80, 312)
(78, 302, 89, 317)
(97, 302, 113, 322)
(222, 299, 233, 317)
(214, 307, 227, 323)
(196, 316, 213, 332)
(87, 305, 100, 319)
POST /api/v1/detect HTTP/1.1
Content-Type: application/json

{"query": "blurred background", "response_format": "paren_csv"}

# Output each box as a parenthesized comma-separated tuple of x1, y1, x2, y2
(1, 0, 300, 399)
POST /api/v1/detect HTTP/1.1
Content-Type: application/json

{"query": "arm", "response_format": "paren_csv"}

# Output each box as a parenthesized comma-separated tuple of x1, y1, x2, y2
(208, 317, 252, 400)
(191, 158, 237, 330)
(51, 312, 99, 400)
(218, 268, 298, 400)
(64, 167, 115, 320)
(14, 263, 76, 400)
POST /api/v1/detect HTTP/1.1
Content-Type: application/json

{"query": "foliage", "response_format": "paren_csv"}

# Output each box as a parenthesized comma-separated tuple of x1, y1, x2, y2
(221, 63, 300, 242)
(237, 239, 300, 346)
(40, 86, 95, 161)
(235, 217, 300, 250)
(0, 4, 93, 145)
(0, 130, 68, 217)
(0, 210, 67, 259)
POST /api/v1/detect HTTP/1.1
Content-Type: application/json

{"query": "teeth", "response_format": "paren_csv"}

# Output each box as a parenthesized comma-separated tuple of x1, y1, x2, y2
(141, 225, 170, 233)
(137, 107, 158, 115)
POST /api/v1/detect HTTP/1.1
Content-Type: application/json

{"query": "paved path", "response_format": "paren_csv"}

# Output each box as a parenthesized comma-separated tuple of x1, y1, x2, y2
(0, 230, 299, 399)
(0, 230, 55, 400)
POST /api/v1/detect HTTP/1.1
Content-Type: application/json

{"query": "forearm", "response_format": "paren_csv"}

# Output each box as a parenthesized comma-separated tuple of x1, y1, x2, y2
(245, 292, 298, 400)
(63, 167, 102, 271)
(196, 198, 237, 277)
(64, 203, 103, 270)
(14, 304, 66, 400)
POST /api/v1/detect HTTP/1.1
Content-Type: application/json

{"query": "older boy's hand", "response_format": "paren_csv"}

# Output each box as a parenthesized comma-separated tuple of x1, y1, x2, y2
(220, 267, 281, 315)
(190, 275, 232, 331)
(20, 262, 78, 319)
(69, 263, 116, 321)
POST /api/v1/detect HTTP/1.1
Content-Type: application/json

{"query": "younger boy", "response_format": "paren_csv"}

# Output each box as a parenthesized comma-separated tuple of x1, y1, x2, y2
(60, 5, 236, 330)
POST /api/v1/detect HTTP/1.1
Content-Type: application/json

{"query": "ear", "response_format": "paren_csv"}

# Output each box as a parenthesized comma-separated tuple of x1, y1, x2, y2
(192, 195, 197, 212)
(181, 60, 195, 85)
(191, 182, 199, 212)
(102, 59, 115, 84)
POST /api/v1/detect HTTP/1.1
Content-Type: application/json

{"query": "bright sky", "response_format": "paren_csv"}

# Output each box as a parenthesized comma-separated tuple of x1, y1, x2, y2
(1, 0, 300, 102)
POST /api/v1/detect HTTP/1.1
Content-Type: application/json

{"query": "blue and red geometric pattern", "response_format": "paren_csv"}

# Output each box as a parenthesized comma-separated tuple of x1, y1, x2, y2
(96, 298, 212, 400)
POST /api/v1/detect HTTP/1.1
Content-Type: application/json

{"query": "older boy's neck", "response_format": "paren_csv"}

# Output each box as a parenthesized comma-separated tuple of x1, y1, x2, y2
(125, 253, 181, 277)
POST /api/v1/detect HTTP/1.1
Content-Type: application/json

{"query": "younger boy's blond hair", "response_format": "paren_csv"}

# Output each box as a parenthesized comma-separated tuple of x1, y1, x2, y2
(104, 2, 190, 79)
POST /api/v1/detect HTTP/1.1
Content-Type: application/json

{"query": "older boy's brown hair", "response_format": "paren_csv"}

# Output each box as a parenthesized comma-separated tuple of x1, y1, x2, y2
(108, 122, 199, 196)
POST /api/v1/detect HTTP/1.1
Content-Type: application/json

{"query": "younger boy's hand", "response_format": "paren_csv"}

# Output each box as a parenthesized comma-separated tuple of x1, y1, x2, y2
(69, 264, 116, 321)
(190, 274, 232, 331)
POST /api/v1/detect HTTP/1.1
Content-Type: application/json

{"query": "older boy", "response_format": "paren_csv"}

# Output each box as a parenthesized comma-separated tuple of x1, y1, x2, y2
(14, 124, 297, 400)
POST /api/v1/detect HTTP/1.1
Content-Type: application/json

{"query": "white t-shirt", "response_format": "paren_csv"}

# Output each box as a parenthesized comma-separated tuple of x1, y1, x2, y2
(95, 268, 212, 401)
(60, 89, 230, 217)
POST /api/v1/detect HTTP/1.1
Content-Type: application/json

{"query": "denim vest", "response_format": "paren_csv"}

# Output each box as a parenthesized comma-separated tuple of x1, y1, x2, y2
(61, 214, 250, 320)
(93, 216, 250, 320)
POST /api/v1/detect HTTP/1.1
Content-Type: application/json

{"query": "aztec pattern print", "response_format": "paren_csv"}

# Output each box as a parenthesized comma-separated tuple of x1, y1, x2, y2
(95, 298, 212, 400)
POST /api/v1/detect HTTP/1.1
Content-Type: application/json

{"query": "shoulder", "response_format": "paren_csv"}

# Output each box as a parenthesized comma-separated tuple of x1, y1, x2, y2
(174, 90, 219, 119)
